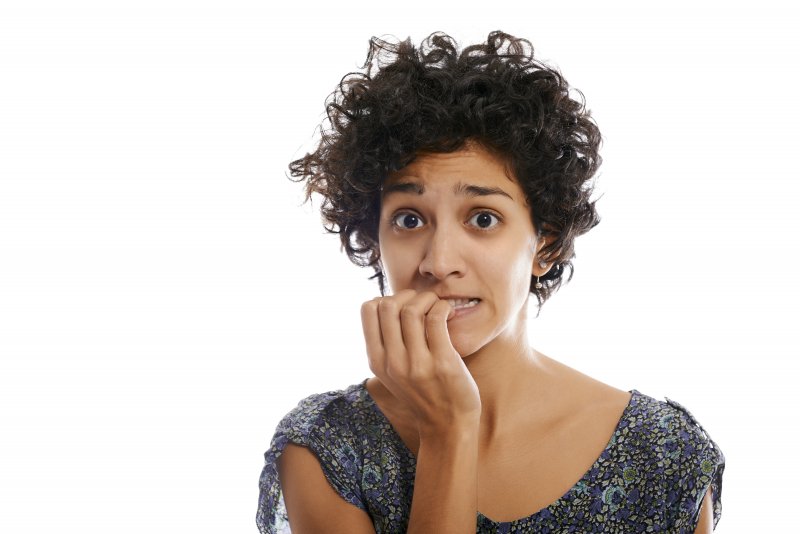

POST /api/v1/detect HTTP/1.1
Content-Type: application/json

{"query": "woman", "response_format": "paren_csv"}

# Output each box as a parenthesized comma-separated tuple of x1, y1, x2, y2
(257, 31, 724, 533)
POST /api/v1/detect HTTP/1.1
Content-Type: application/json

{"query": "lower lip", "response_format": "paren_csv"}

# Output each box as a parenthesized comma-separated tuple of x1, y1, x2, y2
(447, 300, 481, 321)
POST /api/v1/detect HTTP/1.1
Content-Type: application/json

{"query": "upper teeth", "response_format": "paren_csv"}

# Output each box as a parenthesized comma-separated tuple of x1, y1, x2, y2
(447, 298, 479, 309)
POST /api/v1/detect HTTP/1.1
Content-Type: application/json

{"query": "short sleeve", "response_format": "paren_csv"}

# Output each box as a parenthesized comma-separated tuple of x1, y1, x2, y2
(665, 398, 725, 532)
(256, 391, 368, 534)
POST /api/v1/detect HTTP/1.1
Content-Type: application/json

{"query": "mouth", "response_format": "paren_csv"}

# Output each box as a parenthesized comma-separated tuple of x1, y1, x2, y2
(442, 297, 481, 322)
(445, 297, 481, 310)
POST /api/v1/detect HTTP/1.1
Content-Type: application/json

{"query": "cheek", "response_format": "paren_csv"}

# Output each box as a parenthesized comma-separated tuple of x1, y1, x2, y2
(377, 225, 392, 268)
(492, 247, 534, 295)
(378, 242, 414, 282)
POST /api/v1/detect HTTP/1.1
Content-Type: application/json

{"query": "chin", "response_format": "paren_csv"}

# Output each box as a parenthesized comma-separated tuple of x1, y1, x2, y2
(449, 337, 482, 359)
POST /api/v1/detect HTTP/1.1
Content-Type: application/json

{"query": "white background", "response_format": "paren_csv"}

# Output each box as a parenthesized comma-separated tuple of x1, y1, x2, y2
(1, 0, 797, 532)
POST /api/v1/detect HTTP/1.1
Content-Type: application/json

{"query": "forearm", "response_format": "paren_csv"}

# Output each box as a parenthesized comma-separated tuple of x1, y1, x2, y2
(406, 422, 480, 534)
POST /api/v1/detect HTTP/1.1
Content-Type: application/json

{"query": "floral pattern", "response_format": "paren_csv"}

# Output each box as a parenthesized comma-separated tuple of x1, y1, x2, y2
(257, 379, 724, 533)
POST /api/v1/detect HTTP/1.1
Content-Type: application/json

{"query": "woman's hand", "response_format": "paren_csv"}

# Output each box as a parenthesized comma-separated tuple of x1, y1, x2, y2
(360, 289, 482, 436)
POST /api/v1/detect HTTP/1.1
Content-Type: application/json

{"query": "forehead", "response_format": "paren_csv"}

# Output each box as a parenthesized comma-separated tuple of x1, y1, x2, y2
(382, 147, 524, 203)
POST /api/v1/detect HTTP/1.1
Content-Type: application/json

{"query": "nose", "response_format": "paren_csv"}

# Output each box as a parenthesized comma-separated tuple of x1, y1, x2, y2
(418, 221, 467, 280)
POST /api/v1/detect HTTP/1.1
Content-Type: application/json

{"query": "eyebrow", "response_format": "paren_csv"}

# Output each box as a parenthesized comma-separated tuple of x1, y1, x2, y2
(381, 181, 515, 202)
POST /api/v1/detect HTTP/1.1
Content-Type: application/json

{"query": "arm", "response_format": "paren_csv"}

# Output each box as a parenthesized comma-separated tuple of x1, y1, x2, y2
(665, 397, 724, 533)
(278, 428, 480, 534)
(406, 421, 480, 533)
(277, 291, 481, 533)
(277, 444, 376, 534)
(693, 487, 714, 534)
(362, 290, 483, 533)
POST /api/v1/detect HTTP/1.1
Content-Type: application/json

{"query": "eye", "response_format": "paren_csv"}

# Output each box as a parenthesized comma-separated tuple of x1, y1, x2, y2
(390, 212, 424, 230)
(468, 211, 501, 231)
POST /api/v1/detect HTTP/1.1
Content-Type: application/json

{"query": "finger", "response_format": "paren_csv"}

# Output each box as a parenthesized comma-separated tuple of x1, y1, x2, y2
(361, 298, 385, 374)
(425, 299, 457, 358)
(378, 289, 416, 357)
(398, 291, 441, 357)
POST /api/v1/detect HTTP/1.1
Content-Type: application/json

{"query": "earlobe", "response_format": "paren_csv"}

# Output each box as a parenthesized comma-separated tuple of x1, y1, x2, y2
(532, 233, 558, 276)
(532, 258, 550, 277)
(532, 238, 551, 276)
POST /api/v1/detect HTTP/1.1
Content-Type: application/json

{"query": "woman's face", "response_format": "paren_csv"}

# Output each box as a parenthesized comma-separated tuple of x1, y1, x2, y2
(377, 144, 548, 358)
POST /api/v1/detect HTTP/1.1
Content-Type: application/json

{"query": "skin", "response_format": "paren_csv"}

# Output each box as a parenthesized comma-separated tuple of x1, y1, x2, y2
(278, 142, 714, 533)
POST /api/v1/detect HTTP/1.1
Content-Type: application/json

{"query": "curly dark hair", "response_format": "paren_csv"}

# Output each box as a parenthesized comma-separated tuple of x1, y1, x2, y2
(289, 30, 602, 308)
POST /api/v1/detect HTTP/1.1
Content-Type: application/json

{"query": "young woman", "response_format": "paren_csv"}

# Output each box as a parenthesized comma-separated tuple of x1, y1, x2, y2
(257, 31, 724, 533)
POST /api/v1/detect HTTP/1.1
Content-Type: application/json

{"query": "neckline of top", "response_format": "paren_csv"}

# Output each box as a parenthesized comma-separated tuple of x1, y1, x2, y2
(357, 378, 641, 526)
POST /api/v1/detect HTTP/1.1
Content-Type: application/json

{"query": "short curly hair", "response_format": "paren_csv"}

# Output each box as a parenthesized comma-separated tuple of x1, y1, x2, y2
(289, 30, 602, 308)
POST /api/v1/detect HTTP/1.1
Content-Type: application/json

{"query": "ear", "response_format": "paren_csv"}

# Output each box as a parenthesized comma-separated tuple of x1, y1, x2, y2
(532, 258, 552, 277)
(531, 235, 555, 277)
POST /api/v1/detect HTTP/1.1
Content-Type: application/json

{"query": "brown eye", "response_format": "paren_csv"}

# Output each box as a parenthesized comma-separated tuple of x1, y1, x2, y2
(468, 211, 501, 230)
(391, 212, 424, 230)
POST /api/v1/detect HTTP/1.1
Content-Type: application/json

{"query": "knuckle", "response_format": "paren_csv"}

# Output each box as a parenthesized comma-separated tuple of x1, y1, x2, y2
(425, 303, 448, 321)
(367, 358, 381, 375)
(377, 298, 397, 313)
(407, 365, 427, 383)
(399, 304, 423, 320)
(384, 361, 402, 380)
(360, 302, 374, 316)
(433, 358, 455, 376)
(421, 290, 439, 301)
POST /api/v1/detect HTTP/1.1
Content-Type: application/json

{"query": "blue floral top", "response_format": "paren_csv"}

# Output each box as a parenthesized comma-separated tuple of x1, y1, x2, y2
(257, 379, 724, 533)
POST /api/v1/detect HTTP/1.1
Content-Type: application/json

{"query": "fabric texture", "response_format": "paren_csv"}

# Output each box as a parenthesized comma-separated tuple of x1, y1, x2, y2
(257, 379, 724, 533)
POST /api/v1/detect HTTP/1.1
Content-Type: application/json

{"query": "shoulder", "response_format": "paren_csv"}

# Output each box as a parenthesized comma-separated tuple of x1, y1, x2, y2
(257, 380, 377, 532)
(271, 380, 379, 456)
(623, 391, 724, 464)
(620, 390, 725, 530)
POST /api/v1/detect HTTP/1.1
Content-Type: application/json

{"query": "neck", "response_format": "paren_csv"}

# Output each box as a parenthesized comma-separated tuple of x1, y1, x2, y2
(462, 318, 554, 444)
